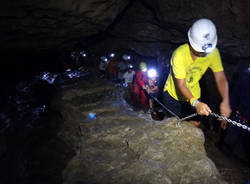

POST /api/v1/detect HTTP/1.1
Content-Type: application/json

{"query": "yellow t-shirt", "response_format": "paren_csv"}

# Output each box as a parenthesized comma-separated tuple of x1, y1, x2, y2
(163, 43, 224, 101)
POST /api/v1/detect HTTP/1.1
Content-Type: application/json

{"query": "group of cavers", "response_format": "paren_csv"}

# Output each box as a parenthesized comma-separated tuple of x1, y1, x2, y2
(63, 18, 250, 167)
(63, 48, 89, 72)
(98, 53, 161, 114)
(63, 49, 161, 113)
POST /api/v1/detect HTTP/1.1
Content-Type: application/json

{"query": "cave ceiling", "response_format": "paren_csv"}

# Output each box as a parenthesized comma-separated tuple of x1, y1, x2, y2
(1, 0, 250, 58)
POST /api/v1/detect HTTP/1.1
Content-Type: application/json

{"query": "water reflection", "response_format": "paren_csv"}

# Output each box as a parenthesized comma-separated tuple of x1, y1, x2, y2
(39, 69, 89, 84)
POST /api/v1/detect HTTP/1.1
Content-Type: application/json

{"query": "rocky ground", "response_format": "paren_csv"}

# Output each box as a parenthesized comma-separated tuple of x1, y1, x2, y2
(1, 69, 249, 184)
(49, 73, 249, 184)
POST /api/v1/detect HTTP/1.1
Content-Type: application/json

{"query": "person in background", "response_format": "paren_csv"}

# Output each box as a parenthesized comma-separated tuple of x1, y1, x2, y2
(122, 64, 135, 102)
(122, 64, 135, 90)
(146, 69, 159, 113)
(220, 61, 250, 166)
(132, 62, 148, 110)
(162, 18, 231, 127)
(99, 56, 108, 78)
(78, 50, 88, 71)
(106, 56, 118, 82)
(118, 54, 130, 82)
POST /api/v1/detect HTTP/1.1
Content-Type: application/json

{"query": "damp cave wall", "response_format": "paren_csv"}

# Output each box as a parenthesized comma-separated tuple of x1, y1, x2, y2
(1, 0, 250, 108)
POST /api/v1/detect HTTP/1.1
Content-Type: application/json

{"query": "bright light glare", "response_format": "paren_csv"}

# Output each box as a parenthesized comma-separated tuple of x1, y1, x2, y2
(205, 47, 213, 53)
(147, 69, 157, 78)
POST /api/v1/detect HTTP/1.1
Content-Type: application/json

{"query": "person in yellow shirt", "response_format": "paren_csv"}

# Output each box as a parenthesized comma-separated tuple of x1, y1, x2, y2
(162, 18, 232, 127)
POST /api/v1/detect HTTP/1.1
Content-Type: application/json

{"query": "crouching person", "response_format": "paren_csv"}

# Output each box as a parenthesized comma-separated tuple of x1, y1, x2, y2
(146, 69, 159, 113)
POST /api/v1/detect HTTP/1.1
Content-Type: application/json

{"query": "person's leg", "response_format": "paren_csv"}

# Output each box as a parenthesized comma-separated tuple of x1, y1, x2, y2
(140, 90, 148, 109)
(181, 101, 200, 127)
(132, 85, 139, 106)
(128, 83, 133, 102)
(222, 123, 240, 157)
(242, 130, 250, 166)
(190, 120, 200, 127)
(149, 99, 153, 109)
(162, 91, 182, 117)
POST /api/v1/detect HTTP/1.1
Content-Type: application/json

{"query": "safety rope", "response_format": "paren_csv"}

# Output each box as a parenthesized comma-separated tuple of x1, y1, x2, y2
(152, 96, 250, 131)
(210, 112, 250, 131)
(152, 97, 180, 120)
(151, 96, 196, 127)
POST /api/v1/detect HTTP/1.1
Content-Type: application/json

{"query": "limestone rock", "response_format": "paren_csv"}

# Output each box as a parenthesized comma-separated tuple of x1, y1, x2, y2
(53, 76, 227, 184)
(0, 0, 130, 52)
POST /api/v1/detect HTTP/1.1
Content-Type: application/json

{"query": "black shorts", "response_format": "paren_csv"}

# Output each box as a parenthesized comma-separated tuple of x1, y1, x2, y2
(162, 91, 201, 121)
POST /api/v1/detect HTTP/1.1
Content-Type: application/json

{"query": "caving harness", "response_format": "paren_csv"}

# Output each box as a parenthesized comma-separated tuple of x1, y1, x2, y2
(151, 95, 250, 131)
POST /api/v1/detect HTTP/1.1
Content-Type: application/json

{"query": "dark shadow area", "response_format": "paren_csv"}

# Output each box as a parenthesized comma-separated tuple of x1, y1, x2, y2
(0, 53, 76, 184)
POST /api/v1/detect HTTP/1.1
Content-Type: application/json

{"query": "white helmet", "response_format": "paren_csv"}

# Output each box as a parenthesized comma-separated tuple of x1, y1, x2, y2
(122, 54, 131, 60)
(188, 18, 217, 53)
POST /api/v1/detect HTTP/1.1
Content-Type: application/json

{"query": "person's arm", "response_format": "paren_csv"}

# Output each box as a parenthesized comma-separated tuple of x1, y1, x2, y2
(148, 85, 159, 94)
(174, 77, 211, 116)
(213, 71, 232, 118)
(151, 85, 159, 93)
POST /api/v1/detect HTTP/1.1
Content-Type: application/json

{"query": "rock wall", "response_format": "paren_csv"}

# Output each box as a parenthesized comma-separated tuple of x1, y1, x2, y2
(0, 0, 131, 52)
(1, 0, 250, 58)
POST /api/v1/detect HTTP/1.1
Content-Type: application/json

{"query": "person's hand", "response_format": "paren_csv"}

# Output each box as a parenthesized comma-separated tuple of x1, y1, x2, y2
(195, 101, 211, 116)
(220, 100, 232, 119)
(221, 120, 227, 130)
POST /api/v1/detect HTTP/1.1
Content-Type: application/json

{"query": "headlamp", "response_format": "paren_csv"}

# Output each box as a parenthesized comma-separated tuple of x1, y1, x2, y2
(147, 69, 158, 78)
(202, 43, 213, 53)
(80, 51, 87, 57)
(110, 53, 115, 58)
